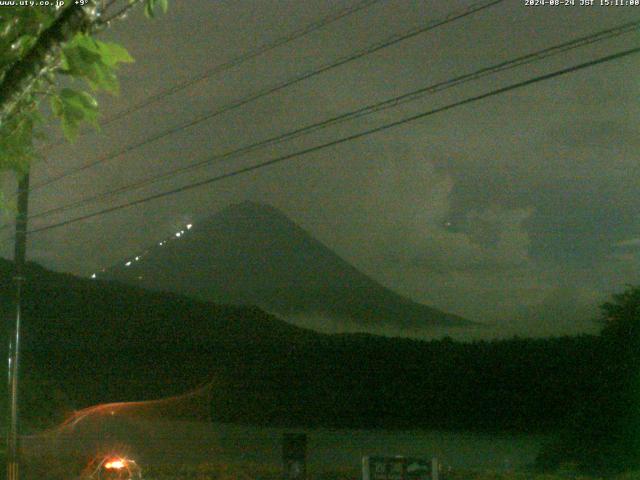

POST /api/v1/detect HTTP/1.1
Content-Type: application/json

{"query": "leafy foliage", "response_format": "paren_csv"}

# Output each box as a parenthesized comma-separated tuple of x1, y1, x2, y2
(538, 285, 640, 474)
(60, 33, 134, 93)
(145, 0, 169, 18)
(50, 88, 98, 140)
(50, 32, 135, 139)
(0, 101, 42, 174)
(0, 7, 57, 176)
(0, 1, 167, 181)
(0, 7, 56, 75)
(600, 285, 640, 344)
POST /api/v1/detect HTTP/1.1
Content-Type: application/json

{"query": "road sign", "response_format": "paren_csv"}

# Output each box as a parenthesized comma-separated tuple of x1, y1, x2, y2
(362, 456, 438, 480)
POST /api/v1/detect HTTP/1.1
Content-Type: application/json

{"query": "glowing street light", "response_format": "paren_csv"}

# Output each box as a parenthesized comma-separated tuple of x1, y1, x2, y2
(104, 459, 125, 470)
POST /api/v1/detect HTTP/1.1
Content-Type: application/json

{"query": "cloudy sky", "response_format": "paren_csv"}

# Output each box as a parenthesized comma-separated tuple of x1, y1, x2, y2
(2, 0, 639, 339)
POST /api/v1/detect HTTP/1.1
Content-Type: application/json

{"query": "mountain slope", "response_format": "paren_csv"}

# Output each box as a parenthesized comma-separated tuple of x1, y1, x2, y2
(0, 259, 596, 435)
(0, 258, 317, 404)
(101, 201, 469, 329)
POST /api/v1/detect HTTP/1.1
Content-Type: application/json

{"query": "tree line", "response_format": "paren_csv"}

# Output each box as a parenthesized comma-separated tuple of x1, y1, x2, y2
(0, 259, 638, 473)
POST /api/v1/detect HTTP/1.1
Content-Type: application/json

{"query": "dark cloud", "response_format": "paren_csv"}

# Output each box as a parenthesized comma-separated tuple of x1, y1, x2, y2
(1, 0, 639, 339)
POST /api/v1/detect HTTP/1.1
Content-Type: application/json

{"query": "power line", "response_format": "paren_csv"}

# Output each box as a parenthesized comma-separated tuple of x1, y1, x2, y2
(23, 45, 640, 239)
(99, 0, 384, 127)
(41, 0, 384, 149)
(22, 19, 640, 224)
(29, 0, 504, 193)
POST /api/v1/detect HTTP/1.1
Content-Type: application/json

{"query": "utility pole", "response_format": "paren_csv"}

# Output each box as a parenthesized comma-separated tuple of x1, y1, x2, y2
(7, 171, 30, 480)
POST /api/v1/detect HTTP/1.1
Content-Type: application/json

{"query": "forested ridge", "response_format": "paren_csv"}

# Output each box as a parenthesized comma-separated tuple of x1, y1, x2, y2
(0, 259, 637, 472)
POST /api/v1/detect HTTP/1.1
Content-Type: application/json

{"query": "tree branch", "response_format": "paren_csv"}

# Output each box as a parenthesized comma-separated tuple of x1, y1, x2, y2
(0, 2, 98, 128)
(96, 0, 143, 29)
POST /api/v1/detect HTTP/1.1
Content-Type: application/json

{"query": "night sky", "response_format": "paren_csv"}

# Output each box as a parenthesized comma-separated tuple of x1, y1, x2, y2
(1, 0, 639, 339)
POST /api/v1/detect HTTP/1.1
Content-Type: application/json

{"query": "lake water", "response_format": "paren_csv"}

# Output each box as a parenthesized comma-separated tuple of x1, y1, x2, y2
(22, 418, 547, 473)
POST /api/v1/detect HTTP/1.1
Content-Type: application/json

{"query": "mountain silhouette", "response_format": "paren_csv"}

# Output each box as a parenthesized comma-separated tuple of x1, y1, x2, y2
(101, 201, 469, 330)
(0, 257, 597, 438)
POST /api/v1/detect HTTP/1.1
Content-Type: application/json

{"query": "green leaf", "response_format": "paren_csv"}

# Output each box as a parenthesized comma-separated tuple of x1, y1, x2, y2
(96, 41, 134, 66)
(0, 0, 163, 196)
(60, 34, 133, 94)
(62, 43, 101, 76)
(60, 89, 98, 121)
(71, 34, 101, 54)
(144, 0, 169, 18)
(50, 88, 99, 141)
(144, 0, 155, 18)
(0, 109, 37, 174)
